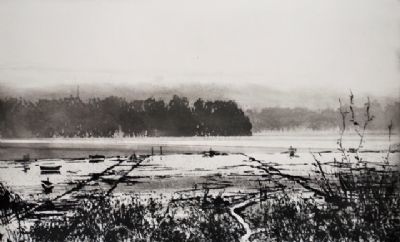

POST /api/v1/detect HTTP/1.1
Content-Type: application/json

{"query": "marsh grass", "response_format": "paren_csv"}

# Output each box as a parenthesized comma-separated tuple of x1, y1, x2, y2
(245, 165, 400, 241)
(26, 194, 243, 242)
(0, 182, 31, 225)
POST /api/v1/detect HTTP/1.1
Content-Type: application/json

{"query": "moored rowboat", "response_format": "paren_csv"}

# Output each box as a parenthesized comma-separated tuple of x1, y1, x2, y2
(41, 178, 54, 193)
(89, 155, 105, 163)
(39, 161, 62, 173)
(40, 164, 62, 171)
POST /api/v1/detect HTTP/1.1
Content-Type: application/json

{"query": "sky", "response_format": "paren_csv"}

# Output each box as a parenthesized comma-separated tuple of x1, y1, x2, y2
(0, 0, 399, 103)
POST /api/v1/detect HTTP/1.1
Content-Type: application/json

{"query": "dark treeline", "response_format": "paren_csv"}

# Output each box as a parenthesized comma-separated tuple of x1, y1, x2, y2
(247, 101, 400, 132)
(0, 95, 252, 138)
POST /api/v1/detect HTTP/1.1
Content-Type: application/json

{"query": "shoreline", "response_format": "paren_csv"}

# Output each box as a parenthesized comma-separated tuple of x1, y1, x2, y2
(1, 133, 397, 160)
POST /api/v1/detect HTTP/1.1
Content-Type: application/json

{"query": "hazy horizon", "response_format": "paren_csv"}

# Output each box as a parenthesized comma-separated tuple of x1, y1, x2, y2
(1, 81, 399, 110)
(1, 0, 400, 109)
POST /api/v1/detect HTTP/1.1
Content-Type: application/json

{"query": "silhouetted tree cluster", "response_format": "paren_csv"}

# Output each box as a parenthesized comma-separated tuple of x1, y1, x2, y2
(0, 95, 252, 138)
(247, 101, 400, 132)
(193, 99, 252, 136)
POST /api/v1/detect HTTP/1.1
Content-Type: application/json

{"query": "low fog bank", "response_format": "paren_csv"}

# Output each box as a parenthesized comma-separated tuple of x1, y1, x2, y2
(1, 81, 397, 110)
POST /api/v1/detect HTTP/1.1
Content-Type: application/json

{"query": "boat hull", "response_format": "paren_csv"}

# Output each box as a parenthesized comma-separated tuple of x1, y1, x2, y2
(42, 183, 54, 193)
(89, 155, 105, 163)
(89, 159, 105, 163)
(40, 165, 61, 174)
(40, 165, 61, 171)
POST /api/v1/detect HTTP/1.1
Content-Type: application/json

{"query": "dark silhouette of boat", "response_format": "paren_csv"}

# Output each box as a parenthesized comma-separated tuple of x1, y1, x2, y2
(40, 165, 61, 170)
(42, 178, 54, 193)
(89, 155, 105, 163)
(288, 146, 297, 158)
(39, 162, 62, 174)
(23, 164, 30, 173)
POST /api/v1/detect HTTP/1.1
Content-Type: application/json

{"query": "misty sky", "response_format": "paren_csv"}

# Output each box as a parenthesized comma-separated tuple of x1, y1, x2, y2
(0, 0, 399, 98)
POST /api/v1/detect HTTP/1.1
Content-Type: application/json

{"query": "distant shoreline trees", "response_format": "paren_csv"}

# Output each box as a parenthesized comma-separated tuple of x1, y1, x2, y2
(247, 101, 399, 132)
(0, 95, 397, 138)
(0, 95, 252, 138)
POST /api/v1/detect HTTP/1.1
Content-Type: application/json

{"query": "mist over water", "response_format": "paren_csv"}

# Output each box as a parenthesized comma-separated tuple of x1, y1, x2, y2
(1, 132, 397, 160)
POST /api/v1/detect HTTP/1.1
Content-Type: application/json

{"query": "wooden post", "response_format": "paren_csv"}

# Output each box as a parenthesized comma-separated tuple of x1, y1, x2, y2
(160, 146, 163, 155)
(151, 147, 154, 156)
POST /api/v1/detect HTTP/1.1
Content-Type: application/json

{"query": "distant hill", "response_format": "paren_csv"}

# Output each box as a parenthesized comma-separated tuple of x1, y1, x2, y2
(247, 100, 400, 132)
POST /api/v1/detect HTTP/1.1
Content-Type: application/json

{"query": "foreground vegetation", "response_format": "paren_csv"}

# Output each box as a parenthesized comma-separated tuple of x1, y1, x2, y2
(246, 165, 400, 241)
(7, 194, 241, 242)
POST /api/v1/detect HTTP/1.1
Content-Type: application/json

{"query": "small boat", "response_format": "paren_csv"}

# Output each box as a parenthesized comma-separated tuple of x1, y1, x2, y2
(288, 146, 297, 158)
(40, 164, 62, 171)
(203, 149, 220, 157)
(23, 164, 30, 173)
(89, 155, 105, 163)
(42, 178, 54, 193)
(40, 162, 62, 174)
